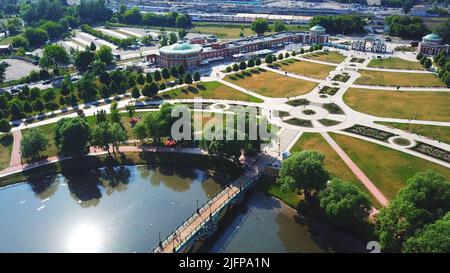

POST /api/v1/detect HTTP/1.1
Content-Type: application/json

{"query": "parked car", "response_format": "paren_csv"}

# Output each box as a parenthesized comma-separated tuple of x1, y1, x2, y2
(385, 37, 392, 41)
(10, 88, 21, 94)
(70, 76, 79, 82)
(43, 80, 52, 85)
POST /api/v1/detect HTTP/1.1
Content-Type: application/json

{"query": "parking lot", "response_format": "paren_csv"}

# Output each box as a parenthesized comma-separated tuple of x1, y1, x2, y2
(2, 59, 39, 81)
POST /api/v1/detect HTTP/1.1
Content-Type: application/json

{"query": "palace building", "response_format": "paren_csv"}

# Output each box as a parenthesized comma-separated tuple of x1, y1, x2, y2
(147, 25, 329, 69)
(418, 33, 449, 56)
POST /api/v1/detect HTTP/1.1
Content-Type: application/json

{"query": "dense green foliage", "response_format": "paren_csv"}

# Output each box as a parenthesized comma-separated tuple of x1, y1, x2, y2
(20, 128, 49, 158)
(80, 24, 137, 48)
(310, 15, 366, 34)
(54, 117, 91, 157)
(251, 18, 269, 35)
(375, 170, 450, 252)
(386, 15, 428, 40)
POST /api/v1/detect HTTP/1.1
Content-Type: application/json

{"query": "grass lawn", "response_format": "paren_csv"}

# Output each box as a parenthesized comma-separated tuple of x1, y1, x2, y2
(330, 133, 450, 200)
(0, 34, 20, 45)
(367, 57, 423, 70)
(225, 68, 317, 98)
(354, 69, 445, 87)
(376, 122, 450, 145)
(344, 88, 450, 122)
(303, 51, 346, 64)
(190, 22, 308, 39)
(0, 134, 13, 170)
(157, 81, 263, 103)
(21, 114, 135, 160)
(275, 59, 336, 79)
(290, 133, 382, 208)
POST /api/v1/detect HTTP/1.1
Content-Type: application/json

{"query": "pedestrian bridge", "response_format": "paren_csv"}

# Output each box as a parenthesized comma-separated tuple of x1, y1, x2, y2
(152, 153, 276, 253)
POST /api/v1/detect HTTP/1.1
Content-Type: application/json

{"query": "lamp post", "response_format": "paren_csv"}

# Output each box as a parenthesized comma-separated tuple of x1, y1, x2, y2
(196, 199, 199, 214)
(159, 232, 162, 248)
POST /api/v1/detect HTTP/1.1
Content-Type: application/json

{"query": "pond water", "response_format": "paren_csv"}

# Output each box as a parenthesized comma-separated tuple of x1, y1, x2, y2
(0, 165, 221, 253)
(0, 165, 366, 253)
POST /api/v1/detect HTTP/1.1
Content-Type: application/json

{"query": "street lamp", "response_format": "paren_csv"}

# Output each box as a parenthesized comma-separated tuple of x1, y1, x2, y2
(159, 232, 162, 248)
(196, 199, 199, 214)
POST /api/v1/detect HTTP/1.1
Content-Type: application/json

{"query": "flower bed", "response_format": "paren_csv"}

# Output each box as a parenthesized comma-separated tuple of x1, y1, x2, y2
(410, 142, 450, 163)
(344, 124, 396, 142)
(322, 103, 344, 114)
(286, 98, 310, 107)
(285, 118, 313, 127)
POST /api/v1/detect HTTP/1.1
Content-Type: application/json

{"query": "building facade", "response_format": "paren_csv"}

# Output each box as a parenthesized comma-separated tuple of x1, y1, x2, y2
(351, 35, 387, 53)
(148, 26, 329, 69)
(418, 33, 449, 56)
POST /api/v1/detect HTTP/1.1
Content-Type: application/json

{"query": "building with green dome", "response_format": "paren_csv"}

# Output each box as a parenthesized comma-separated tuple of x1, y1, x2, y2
(148, 27, 329, 69)
(418, 33, 449, 56)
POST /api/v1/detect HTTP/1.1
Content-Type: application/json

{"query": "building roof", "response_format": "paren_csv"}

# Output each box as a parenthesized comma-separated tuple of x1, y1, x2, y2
(159, 42, 203, 55)
(423, 33, 442, 42)
(310, 25, 326, 32)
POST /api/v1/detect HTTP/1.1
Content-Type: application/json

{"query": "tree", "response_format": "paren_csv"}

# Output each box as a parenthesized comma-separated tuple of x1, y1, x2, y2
(436, 18, 450, 44)
(193, 71, 201, 82)
(403, 212, 450, 253)
(265, 54, 274, 64)
(310, 14, 366, 35)
(416, 52, 423, 60)
(94, 109, 107, 124)
(232, 63, 239, 72)
(96, 45, 114, 65)
(20, 128, 48, 159)
(99, 71, 111, 86)
(9, 99, 23, 120)
(91, 121, 126, 157)
(0, 119, 11, 134)
(54, 117, 91, 157)
(170, 66, 178, 78)
(247, 59, 255, 68)
(177, 64, 185, 76)
(0, 62, 7, 83)
(176, 14, 192, 28)
(184, 73, 192, 85)
(255, 58, 261, 66)
(136, 73, 145, 85)
(40, 21, 65, 40)
(226, 66, 232, 73)
(146, 72, 153, 83)
(278, 53, 284, 60)
(319, 178, 372, 232)
(385, 15, 428, 40)
(3, 17, 22, 35)
(420, 55, 427, 65)
(142, 82, 158, 99)
(161, 67, 170, 81)
(109, 101, 121, 124)
(168, 32, 178, 45)
(32, 99, 45, 112)
(133, 122, 147, 143)
(239, 61, 247, 71)
(277, 151, 329, 198)
(251, 18, 269, 35)
(74, 49, 96, 72)
(153, 70, 161, 81)
(178, 29, 187, 39)
(121, 7, 142, 25)
(24, 27, 49, 47)
(125, 104, 135, 118)
(273, 20, 286, 32)
(376, 170, 450, 252)
(11, 36, 29, 49)
(40, 44, 69, 70)
(423, 58, 432, 69)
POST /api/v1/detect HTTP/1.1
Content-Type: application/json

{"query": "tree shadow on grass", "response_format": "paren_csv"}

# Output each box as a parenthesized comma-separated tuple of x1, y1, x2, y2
(0, 134, 13, 147)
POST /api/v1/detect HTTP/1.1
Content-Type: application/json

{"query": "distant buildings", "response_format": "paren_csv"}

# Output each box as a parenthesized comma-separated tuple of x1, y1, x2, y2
(351, 35, 387, 53)
(147, 26, 329, 69)
(418, 33, 449, 56)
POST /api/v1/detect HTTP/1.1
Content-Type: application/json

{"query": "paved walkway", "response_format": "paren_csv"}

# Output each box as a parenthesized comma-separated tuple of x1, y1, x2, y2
(9, 130, 22, 167)
(321, 132, 389, 206)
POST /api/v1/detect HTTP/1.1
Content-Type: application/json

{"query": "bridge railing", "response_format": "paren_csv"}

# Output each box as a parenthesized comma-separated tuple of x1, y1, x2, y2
(152, 172, 261, 253)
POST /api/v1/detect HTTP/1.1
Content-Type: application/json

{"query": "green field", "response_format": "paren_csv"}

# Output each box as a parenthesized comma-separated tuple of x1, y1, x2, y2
(0, 134, 13, 170)
(290, 133, 381, 208)
(344, 88, 450, 122)
(275, 59, 336, 79)
(376, 122, 450, 145)
(330, 133, 450, 200)
(354, 69, 445, 87)
(303, 51, 346, 64)
(225, 68, 317, 98)
(367, 57, 424, 70)
(158, 81, 263, 103)
(190, 22, 309, 39)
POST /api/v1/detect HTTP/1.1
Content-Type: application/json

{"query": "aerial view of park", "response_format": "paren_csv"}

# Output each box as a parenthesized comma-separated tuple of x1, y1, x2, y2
(0, 0, 449, 259)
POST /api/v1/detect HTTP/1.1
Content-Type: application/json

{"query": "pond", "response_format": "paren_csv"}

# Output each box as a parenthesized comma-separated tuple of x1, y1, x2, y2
(0, 165, 221, 253)
(0, 165, 367, 253)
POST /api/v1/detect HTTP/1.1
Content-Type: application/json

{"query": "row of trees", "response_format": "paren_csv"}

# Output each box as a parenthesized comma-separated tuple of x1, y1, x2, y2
(250, 18, 288, 36)
(278, 150, 450, 252)
(80, 24, 137, 48)
(113, 6, 192, 29)
(434, 51, 450, 86)
(415, 52, 432, 69)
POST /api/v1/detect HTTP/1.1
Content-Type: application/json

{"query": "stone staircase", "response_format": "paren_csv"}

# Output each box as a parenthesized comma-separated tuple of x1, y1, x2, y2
(263, 128, 302, 157)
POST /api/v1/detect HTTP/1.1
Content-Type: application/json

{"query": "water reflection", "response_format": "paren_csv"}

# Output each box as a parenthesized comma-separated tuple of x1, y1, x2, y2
(66, 223, 103, 253)
(0, 165, 221, 252)
(28, 175, 59, 200)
